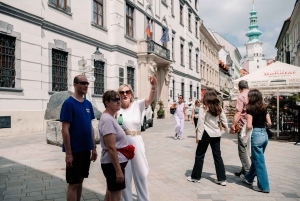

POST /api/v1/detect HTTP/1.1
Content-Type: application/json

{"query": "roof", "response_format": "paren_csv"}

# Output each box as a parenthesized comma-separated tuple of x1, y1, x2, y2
(275, 17, 291, 48)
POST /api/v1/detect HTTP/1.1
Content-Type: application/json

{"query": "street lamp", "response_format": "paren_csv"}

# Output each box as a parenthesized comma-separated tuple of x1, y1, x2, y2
(92, 46, 103, 61)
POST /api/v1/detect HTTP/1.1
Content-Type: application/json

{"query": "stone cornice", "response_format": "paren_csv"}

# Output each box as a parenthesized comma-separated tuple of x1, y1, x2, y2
(200, 24, 220, 52)
(0, 2, 137, 58)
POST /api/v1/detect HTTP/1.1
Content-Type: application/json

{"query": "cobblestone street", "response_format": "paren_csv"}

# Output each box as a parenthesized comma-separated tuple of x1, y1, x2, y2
(0, 118, 300, 201)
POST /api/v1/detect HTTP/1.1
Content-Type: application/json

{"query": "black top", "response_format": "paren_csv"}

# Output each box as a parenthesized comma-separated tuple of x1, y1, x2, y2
(246, 109, 267, 128)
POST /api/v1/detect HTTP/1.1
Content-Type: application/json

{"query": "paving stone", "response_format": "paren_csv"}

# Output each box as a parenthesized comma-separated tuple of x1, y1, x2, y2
(20, 195, 46, 201)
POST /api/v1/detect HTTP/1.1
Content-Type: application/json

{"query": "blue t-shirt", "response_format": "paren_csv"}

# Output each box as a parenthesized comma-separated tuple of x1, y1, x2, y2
(60, 96, 95, 153)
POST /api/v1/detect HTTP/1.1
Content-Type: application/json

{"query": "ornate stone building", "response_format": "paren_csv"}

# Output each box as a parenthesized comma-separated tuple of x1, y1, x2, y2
(0, 0, 201, 135)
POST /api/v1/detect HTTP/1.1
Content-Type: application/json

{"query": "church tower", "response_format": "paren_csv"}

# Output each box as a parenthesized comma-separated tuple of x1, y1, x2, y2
(242, 0, 267, 73)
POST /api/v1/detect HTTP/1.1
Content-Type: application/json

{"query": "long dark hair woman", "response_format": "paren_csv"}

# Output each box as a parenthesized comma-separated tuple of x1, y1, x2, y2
(187, 89, 229, 186)
(240, 89, 271, 193)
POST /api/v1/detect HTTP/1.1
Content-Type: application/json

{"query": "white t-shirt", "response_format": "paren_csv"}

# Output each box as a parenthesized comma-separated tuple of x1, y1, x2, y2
(98, 113, 128, 164)
(117, 99, 145, 131)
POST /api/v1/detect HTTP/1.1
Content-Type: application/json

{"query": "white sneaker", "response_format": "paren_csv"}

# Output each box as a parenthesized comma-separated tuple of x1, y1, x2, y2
(215, 180, 227, 186)
(240, 174, 252, 185)
(178, 137, 183, 140)
(187, 176, 201, 183)
(174, 136, 177, 140)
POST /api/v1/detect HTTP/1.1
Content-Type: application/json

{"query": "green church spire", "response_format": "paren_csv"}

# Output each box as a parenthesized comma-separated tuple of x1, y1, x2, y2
(246, 0, 262, 43)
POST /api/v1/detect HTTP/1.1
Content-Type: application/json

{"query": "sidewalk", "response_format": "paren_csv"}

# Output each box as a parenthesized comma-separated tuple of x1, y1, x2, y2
(0, 118, 300, 201)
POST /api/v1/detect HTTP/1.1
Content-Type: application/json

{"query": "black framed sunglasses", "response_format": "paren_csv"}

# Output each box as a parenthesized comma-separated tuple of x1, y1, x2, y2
(111, 97, 121, 102)
(119, 90, 131, 95)
(76, 81, 89, 86)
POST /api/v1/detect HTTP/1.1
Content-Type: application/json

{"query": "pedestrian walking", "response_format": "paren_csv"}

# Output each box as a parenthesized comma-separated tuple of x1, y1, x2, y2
(191, 99, 201, 128)
(230, 80, 251, 177)
(98, 90, 129, 201)
(187, 98, 193, 121)
(240, 89, 271, 193)
(60, 75, 97, 201)
(187, 89, 229, 186)
(172, 95, 187, 140)
(118, 76, 157, 201)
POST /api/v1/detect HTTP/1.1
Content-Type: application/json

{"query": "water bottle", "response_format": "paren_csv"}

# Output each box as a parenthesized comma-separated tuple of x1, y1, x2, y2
(118, 114, 123, 125)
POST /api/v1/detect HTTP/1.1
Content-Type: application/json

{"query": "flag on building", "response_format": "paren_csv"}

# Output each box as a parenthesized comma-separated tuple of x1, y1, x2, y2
(160, 27, 170, 44)
(145, 21, 152, 38)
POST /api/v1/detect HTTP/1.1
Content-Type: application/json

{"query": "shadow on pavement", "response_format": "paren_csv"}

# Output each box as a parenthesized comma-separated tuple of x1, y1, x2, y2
(0, 157, 104, 201)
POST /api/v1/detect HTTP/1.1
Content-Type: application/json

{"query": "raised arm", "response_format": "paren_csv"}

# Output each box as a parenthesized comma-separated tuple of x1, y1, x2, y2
(145, 76, 158, 107)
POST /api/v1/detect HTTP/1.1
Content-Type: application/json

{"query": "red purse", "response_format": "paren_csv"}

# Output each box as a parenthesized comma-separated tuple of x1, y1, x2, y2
(117, 144, 135, 160)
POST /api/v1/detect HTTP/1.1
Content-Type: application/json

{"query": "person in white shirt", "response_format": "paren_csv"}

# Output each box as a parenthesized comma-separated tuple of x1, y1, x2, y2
(187, 98, 193, 121)
(117, 76, 157, 201)
(187, 89, 229, 186)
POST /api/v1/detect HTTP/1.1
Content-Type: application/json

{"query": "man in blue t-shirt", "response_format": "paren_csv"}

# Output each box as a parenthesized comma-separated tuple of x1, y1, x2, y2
(60, 75, 97, 201)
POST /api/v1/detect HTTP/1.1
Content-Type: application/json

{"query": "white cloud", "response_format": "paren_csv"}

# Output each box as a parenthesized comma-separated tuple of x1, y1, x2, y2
(200, 0, 295, 59)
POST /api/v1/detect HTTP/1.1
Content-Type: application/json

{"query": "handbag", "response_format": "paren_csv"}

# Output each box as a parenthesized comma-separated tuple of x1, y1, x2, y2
(117, 144, 135, 160)
(170, 107, 176, 115)
(266, 127, 273, 139)
(218, 115, 226, 131)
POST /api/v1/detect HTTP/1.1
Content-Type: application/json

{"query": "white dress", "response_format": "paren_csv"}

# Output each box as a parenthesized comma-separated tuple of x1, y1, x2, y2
(117, 99, 150, 201)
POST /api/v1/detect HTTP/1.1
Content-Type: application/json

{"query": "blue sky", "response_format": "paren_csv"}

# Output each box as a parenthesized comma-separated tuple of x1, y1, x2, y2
(199, 0, 295, 61)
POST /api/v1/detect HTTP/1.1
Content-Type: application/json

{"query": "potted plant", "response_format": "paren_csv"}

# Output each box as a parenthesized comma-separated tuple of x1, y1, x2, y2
(157, 100, 165, 119)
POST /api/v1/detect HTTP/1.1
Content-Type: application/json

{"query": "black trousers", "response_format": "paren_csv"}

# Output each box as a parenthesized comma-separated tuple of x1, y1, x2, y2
(191, 130, 226, 181)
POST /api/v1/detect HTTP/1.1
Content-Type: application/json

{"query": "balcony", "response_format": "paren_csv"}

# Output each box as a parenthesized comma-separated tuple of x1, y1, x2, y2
(138, 40, 171, 63)
(147, 40, 170, 60)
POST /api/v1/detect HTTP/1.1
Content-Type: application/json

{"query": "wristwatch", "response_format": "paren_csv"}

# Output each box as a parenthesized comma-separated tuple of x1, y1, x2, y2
(94, 144, 97, 149)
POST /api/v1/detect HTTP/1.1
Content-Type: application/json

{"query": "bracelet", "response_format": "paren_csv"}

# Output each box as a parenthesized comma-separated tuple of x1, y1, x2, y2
(151, 87, 156, 91)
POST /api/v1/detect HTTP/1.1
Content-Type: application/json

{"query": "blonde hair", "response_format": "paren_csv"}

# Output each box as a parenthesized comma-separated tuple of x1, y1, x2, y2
(118, 84, 134, 102)
(194, 99, 200, 105)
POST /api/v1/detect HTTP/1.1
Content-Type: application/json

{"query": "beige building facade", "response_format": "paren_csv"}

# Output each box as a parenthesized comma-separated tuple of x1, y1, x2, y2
(199, 24, 221, 93)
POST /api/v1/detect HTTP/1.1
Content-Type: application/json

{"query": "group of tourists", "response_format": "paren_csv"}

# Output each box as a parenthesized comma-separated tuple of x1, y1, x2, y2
(60, 75, 271, 201)
(60, 74, 157, 201)
(175, 80, 271, 193)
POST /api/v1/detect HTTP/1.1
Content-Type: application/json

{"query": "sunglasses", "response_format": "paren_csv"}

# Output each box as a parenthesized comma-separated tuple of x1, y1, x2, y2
(77, 81, 89, 86)
(119, 90, 131, 95)
(111, 98, 121, 102)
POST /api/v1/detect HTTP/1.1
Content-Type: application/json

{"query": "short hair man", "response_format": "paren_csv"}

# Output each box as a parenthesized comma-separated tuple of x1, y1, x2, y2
(230, 80, 250, 177)
(171, 95, 188, 140)
(187, 98, 193, 121)
(60, 75, 97, 201)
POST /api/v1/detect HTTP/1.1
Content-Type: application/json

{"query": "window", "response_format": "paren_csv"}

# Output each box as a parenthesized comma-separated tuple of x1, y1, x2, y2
(172, 79, 175, 100)
(94, 60, 105, 95)
(127, 67, 135, 91)
(52, 49, 68, 91)
(180, 44, 184, 65)
(196, 86, 199, 99)
(195, 21, 198, 37)
(119, 67, 124, 86)
(196, 54, 199, 72)
(195, 0, 198, 9)
(190, 84, 192, 99)
(50, 0, 67, 10)
(257, 59, 259, 62)
(93, 0, 103, 26)
(257, 65, 259, 68)
(180, 5, 183, 24)
(126, 4, 134, 38)
(172, 37, 175, 60)
(0, 34, 16, 88)
(188, 14, 191, 31)
(189, 49, 192, 69)
(181, 82, 184, 99)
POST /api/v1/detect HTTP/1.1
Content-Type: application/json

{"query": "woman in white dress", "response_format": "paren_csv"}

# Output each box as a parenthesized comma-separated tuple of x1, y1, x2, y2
(117, 76, 157, 201)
